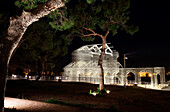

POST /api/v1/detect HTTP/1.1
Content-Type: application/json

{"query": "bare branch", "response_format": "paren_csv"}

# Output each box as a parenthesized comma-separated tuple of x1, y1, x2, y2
(82, 27, 103, 39)
(83, 27, 96, 34)
(78, 32, 97, 37)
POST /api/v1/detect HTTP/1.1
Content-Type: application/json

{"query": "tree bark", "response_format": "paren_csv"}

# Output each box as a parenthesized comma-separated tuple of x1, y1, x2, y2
(82, 28, 109, 91)
(0, 0, 65, 111)
(36, 59, 46, 81)
(98, 29, 109, 91)
(0, 56, 8, 112)
(98, 38, 106, 91)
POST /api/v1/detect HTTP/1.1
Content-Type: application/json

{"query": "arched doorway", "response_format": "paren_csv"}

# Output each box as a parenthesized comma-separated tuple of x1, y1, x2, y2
(113, 77, 120, 84)
(86, 72, 93, 82)
(157, 74, 160, 84)
(140, 72, 151, 84)
(127, 72, 135, 84)
(77, 73, 84, 82)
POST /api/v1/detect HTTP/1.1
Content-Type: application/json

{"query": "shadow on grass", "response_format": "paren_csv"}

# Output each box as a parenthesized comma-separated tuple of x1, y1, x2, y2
(45, 98, 120, 112)
(5, 108, 23, 112)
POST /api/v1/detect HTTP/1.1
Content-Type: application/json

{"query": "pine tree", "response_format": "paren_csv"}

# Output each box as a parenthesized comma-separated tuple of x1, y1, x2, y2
(0, 0, 105, 111)
(49, 0, 138, 90)
(0, 0, 65, 111)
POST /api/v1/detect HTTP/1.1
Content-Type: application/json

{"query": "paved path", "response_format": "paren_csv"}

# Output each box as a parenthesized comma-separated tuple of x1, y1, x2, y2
(5, 97, 103, 112)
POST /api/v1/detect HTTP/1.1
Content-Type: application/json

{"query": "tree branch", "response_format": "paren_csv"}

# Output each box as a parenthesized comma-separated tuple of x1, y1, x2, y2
(30, 0, 65, 26)
(82, 27, 103, 39)
(110, 17, 126, 28)
(78, 32, 98, 37)
(6, 0, 65, 64)
(104, 28, 109, 39)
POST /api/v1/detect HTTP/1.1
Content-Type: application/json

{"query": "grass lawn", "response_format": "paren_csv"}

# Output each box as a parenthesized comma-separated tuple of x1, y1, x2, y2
(5, 80, 170, 112)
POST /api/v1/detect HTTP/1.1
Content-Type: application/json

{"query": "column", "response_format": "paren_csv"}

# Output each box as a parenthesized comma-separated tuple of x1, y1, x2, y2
(154, 75, 158, 88)
(151, 75, 154, 87)
(113, 76, 115, 84)
(160, 74, 163, 84)
(160, 73, 166, 84)
(120, 76, 124, 85)
(135, 74, 138, 84)
(163, 73, 166, 84)
(162, 68, 166, 84)
(137, 74, 141, 84)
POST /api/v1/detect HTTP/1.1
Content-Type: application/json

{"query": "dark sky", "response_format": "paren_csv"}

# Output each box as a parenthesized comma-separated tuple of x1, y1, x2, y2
(71, 0, 170, 68)
(117, 0, 170, 67)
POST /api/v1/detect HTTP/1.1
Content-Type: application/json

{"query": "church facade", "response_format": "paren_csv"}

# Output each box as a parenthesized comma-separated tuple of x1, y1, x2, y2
(63, 44, 166, 89)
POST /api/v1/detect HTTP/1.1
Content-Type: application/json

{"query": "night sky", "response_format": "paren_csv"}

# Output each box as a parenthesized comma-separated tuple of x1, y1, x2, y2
(70, 0, 170, 68)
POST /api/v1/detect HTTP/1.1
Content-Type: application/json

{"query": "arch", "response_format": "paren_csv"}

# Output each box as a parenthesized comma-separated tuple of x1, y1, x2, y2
(112, 73, 117, 77)
(105, 72, 111, 76)
(77, 72, 84, 82)
(127, 72, 135, 84)
(104, 73, 112, 84)
(85, 72, 93, 76)
(157, 74, 161, 84)
(126, 70, 136, 76)
(139, 72, 151, 84)
(113, 76, 120, 84)
(166, 73, 170, 81)
(89, 73, 93, 76)
(112, 70, 119, 76)
(77, 72, 84, 76)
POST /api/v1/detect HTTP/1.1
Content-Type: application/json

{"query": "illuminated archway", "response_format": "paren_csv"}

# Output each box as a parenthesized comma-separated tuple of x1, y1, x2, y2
(127, 72, 135, 84)
(77, 72, 84, 82)
(113, 77, 120, 84)
(157, 74, 160, 84)
(139, 72, 152, 84)
(104, 72, 112, 84)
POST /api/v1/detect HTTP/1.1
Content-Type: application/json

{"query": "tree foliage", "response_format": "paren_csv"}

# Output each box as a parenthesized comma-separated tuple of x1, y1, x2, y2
(48, 0, 138, 41)
(20, 19, 69, 73)
(15, 0, 48, 10)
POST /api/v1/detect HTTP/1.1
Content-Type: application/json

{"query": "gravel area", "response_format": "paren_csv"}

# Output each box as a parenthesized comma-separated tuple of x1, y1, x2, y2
(5, 97, 103, 112)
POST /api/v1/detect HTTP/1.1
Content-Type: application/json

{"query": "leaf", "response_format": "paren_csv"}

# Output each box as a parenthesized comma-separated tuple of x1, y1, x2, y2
(86, 0, 96, 4)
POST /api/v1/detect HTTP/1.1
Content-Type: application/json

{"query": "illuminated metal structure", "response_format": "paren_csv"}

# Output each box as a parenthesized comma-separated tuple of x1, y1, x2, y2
(63, 43, 121, 84)
(63, 44, 166, 89)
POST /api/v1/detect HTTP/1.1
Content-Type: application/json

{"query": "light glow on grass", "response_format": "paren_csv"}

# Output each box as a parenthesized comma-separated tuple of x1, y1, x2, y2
(89, 88, 111, 96)
(106, 90, 110, 94)
(4, 97, 30, 110)
(92, 92, 97, 96)
(12, 74, 17, 78)
(4, 97, 16, 108)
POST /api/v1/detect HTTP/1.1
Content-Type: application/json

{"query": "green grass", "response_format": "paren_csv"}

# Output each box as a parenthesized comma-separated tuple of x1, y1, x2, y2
(45, 98, 95, 108)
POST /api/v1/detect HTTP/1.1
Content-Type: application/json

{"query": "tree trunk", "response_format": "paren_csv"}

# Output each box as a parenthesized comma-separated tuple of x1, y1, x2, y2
(36, 60, 45, 81)
(0, 0, 65, 111)
(98, 38, 106, 91)
(98, 29, 109, 91)
(0, 56, 8, 112)
(36, 62, 38, 75)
